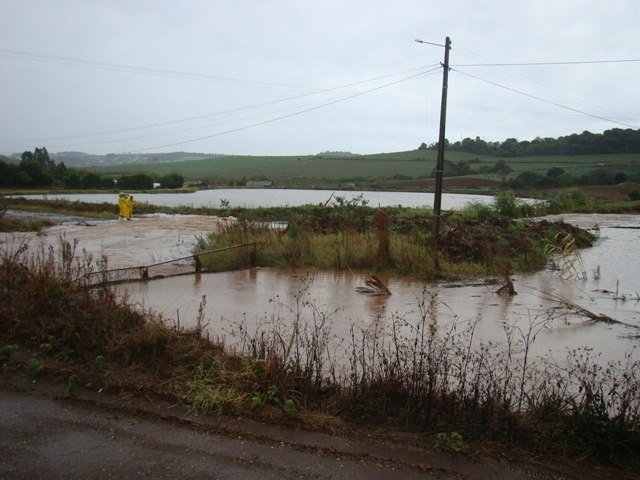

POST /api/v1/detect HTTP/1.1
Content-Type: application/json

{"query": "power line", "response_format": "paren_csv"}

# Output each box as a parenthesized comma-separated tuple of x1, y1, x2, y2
(66, 95, 365, 147)
(9, 46, 637, 151)
(28, 68, 439, 151)
(451, 102, 591, 118)
(130, 68, 442, 153)
(0, 48, 299, 89)
(451, 68, 639, 130)
(453, 44, 635, 124)
(0, 47, 437, 98)
(1, 54, 438, 144)
(454, 59, 640, 67)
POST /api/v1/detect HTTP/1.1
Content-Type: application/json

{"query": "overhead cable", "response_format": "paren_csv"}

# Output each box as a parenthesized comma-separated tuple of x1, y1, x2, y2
(454, 59, 640, 67)
(129, 67, 442, 152)
(452, 68, 639, 130)
(1, 50, 438, 143)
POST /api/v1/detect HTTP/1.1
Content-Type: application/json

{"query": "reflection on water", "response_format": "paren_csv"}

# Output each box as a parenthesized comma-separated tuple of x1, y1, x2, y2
(116, 222, 640, 366)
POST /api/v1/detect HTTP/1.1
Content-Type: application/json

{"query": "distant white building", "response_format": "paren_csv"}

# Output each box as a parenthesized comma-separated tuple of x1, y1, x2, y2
(245, 180, 274, 188)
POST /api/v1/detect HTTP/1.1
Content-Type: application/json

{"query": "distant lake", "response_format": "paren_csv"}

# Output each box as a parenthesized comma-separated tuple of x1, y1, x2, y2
(17, 188, 494, 209)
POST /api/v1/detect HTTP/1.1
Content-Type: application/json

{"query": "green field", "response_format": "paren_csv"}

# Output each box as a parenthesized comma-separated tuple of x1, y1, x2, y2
(87, 150, 640, 186)
(88, 151, 444, 182)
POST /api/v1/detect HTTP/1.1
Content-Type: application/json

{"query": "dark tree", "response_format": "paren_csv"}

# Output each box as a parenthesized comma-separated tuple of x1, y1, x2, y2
(547, 167, 565, 178)
(18, 157, 53, 187)
(491, 159, 512, 174)
(118, 173, 154, 190)
(0, 162, 20, 187)
(614, 172, 628, 184)
(509, 170, 543, 189)
(80, 172, 104, 189)
(449, 128, 640, 157)
(34, 147, 54, 167)
(159, 173, 184, 189)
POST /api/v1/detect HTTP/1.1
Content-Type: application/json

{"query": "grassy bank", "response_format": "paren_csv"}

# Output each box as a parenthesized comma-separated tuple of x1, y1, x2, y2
(195, 194, 595, 280)
(0, 239, 638, 469)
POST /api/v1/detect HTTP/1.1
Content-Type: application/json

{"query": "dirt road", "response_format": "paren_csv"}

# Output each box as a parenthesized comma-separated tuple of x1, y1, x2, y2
(1, 376, 559, 480)
(3, 386, 432, 480)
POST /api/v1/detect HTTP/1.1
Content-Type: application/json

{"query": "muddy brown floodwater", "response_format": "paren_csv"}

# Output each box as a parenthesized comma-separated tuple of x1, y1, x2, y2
(120, 214, 639, 368)
(2, 213, 639, 368)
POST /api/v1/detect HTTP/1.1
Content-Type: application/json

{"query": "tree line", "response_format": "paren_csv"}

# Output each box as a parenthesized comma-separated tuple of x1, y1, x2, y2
(0, 147, 184, 190)
(507, 166, 636, 190)
(433, 157, 637, 189)
(423, 128, 640, 157)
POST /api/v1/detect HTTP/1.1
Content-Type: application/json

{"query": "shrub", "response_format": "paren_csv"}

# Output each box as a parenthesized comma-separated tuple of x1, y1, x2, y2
(493, 190, 520, 218)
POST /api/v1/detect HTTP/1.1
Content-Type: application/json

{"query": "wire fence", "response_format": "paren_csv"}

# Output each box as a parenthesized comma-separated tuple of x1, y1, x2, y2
(82, 242, 257, 286)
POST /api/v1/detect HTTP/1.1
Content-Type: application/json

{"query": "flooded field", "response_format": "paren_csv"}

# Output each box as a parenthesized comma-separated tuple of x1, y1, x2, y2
(2, 212, 639, 367)
(15, 188, 494, 209)
(116, 243, 639, 365)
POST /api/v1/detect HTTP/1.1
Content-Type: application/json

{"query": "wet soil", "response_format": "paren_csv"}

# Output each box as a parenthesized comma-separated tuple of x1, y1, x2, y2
(0, 213, 233, 270)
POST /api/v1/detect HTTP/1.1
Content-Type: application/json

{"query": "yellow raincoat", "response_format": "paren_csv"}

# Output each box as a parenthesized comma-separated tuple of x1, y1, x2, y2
(124, 195, 135, 220)
(118, 194, 128, 219)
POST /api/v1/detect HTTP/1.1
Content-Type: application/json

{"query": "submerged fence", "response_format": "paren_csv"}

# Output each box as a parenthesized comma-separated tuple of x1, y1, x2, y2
(82, 242, 257, 285)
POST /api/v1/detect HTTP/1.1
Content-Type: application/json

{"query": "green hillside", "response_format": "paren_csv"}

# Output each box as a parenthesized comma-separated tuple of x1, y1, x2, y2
(6, 128, 638, 191)
(87, 150, 640, 187)
(87, 151, 439, 182)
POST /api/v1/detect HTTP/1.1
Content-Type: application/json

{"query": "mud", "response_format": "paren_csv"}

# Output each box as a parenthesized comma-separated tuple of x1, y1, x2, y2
(0, 213, 232, 270)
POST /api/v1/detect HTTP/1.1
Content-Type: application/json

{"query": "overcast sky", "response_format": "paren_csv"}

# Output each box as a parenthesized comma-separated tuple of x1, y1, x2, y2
(1, 0, 639, 156)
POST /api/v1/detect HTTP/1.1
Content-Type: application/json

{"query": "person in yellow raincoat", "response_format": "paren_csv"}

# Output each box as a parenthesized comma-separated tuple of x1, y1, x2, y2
(125, 195, 135, 220)
(118, 193, 128, 220)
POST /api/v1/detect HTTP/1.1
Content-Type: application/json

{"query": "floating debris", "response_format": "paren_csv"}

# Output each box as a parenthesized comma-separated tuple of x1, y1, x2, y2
(355, 276, 391, 296)
(496, 278, 517, 296)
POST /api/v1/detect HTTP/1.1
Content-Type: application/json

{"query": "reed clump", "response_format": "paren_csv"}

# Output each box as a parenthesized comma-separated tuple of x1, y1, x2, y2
(196, 201, 594, 280)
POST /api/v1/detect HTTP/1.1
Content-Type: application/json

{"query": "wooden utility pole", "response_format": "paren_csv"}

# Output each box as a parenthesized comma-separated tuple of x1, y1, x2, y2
(432, 36, 451, 250)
